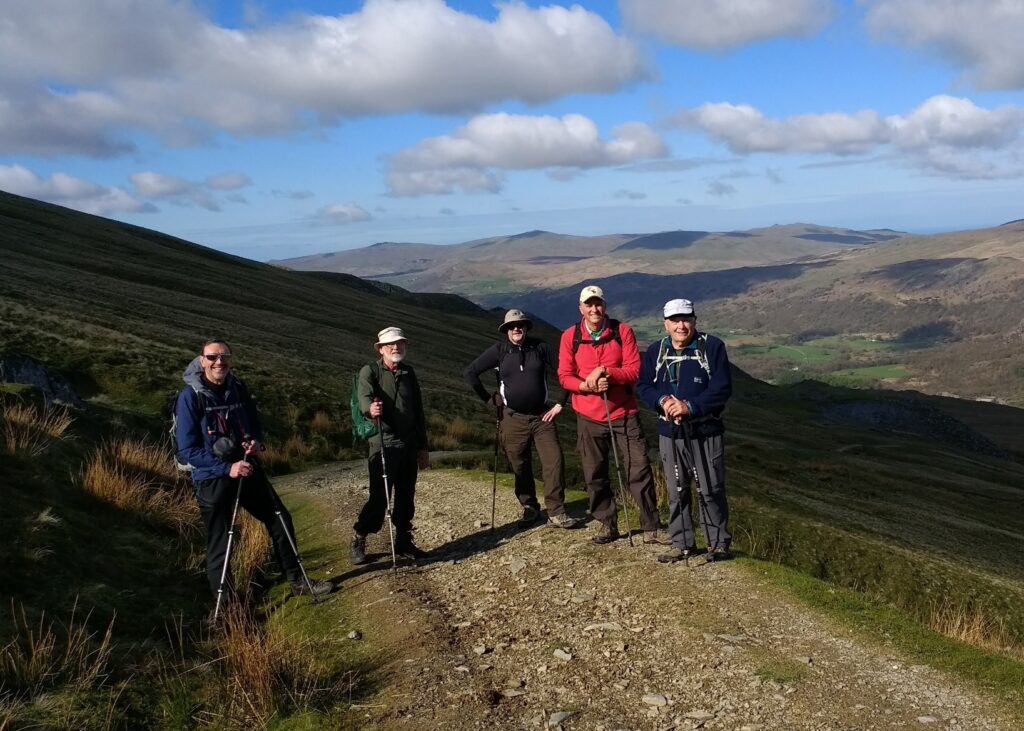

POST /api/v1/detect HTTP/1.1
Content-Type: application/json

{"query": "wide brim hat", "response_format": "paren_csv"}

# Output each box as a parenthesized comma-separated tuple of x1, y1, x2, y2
(375, 326, 408, 347)
(499, 309, 533, 332)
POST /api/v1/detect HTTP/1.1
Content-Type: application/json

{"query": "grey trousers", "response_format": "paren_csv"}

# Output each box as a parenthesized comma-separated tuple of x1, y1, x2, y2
(659, 431, 731, 549)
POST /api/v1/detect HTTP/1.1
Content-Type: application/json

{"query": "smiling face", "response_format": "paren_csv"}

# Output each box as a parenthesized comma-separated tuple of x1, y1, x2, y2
(664, 314, 696, 349)
(505, 322, 527, 345)
(579, 298, 606, 331)
(200, 341, 233, 385)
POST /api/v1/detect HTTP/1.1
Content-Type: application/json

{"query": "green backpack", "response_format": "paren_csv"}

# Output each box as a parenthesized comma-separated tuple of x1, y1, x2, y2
(350, 363, 379, 441)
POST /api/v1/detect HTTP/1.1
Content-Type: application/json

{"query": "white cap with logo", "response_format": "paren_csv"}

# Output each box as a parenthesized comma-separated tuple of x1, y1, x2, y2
(579, 285, 605, 303)
(663, 299, 695, 318)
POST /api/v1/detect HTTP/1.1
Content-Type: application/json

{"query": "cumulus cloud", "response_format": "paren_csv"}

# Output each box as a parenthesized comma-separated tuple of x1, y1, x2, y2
(620, 0, 832, 50)
(0, 0, 648, 155)
(316, 202, 372, 224)
(130, 170, 231, 210)
(0, 164, 154, 215)
(386, 113, 667, 195)
(674, 95, 1024, 179)
(865, 0, 1024, 90)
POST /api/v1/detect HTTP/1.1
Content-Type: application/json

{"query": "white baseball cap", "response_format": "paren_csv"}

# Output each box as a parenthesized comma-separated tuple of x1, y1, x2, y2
(579, 285, 605, 303)
(663, 299, 695, 318)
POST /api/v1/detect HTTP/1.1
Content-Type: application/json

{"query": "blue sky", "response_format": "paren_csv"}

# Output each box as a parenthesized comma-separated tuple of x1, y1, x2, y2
(2, 0, 1023, 260)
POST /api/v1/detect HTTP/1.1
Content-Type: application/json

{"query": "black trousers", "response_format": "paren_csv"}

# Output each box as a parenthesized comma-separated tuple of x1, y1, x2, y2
(354, 445, 418, 541)
(194, 467, 301, 596)
(499, 409, 567, 515)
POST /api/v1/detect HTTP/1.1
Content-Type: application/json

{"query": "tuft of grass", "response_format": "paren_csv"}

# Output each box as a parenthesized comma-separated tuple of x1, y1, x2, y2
(309, 411, 332, 436)
(929, 597, 1016, 657)
(0, 599, 114, 706)
(753, 657, 809, 685)
(1, 399, 73, 457)
(78, 439, 198, 534)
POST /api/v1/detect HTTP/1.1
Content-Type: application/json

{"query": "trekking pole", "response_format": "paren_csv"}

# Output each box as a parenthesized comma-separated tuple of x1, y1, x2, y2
(269, 487, 319, 603)
(670, 424, 691, 568)
(213, 456, 247, 623)
(683, 421, 715, 559)
(375, 414, 398, 574)
(491, 404, 500, 533)
(602, 392, 635, 547)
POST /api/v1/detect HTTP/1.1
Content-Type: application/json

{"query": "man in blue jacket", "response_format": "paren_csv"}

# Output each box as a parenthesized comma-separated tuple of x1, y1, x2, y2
(175, 340, 333, 600)
(637, 300, 734, 563)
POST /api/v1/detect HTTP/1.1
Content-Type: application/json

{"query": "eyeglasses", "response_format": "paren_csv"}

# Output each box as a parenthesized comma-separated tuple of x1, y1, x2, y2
(203, 353, 232, 362)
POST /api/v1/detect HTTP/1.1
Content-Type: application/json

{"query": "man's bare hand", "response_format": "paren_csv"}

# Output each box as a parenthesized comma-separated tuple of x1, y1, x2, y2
(229, 460, 253, 478)
(584, 366, 607, 391)
(369, 398, 382, 419)
(541, 404, 562, 423)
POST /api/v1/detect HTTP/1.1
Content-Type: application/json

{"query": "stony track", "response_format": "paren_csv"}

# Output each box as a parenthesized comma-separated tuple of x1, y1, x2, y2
(284, 462, 1014, 731)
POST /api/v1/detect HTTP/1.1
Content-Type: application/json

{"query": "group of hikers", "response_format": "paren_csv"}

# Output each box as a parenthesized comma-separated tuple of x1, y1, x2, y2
(174, 284, 733, 608)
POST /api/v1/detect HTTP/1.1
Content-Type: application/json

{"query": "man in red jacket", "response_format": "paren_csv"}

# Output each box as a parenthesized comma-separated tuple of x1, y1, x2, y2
(557, 285, 667, 545)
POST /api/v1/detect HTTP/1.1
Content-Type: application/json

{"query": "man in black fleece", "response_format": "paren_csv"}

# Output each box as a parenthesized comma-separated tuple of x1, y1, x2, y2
(464, 310, 580, 529)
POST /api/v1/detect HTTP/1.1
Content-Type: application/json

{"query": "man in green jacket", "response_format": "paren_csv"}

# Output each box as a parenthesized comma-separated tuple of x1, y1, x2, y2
(350, 327, 430, 564)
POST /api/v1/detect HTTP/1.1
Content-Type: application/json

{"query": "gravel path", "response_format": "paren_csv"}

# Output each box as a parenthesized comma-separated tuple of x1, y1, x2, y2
(289, 462, 1014, 731)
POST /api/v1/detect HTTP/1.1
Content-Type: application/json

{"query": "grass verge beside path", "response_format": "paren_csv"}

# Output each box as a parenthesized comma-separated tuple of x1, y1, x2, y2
(741, 559, 1024, 721)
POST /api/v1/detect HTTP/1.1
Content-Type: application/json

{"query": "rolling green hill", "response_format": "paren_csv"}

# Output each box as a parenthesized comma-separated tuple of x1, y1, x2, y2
(3, 191, 1024, 726)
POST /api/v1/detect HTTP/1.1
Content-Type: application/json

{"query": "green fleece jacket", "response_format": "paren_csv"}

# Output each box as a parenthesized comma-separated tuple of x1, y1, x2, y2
(357, 360, 428, 454)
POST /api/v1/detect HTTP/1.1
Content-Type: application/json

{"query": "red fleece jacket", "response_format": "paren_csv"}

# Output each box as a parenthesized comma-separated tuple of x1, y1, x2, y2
(557, 317, 641, 423)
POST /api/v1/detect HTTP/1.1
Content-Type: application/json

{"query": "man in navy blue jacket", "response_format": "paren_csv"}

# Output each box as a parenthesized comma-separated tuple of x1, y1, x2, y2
(637, 300, 734, 563)
(175, 340, 333, 600)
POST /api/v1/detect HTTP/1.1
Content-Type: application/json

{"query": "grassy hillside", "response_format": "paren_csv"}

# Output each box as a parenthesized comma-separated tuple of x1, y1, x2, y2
(3, 192, 1024, 725)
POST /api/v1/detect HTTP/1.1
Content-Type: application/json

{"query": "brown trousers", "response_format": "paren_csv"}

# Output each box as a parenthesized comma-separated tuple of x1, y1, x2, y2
(576, 413, 659, 531)
(499, 409, 568, 516)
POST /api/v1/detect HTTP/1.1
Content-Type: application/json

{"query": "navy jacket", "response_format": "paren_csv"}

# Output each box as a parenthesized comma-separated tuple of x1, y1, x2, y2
(637, 333, 732, 438)
(174, 357, 262, 481)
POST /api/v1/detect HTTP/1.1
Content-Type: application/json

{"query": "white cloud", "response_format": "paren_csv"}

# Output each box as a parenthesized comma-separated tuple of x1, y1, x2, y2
(131, 171, 193, 197)
(206, 172, 252, 190)
(614, 189, 647, 200)
(0, 0, 648, 155)
(386, 113, 667, 195)
(865, 0, 1024, 90)
(675, 95, 1024, 179)
(316, 202, 372, 224)
(0, 164, 154, 215)
(620, 0, 832, 50)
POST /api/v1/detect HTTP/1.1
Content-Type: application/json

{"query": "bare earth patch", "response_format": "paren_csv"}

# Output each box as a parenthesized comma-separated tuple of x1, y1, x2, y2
(287, 463, 1015, 730)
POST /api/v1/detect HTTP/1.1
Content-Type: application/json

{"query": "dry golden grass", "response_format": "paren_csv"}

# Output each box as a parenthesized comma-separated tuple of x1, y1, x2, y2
(928, 597, 1017, 657)
(0, 600, 113, 702)
(207, 604, 353, 728)
(281, 435, 313, 461)
(79, 439, 198, 534)
(1, 400, 73, 457)
(309, 410, 332, 436)
(233, 512, 272, 595)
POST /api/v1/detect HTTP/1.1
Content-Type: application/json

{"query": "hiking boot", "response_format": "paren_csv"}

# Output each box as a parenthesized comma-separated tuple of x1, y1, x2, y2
(547, 512, 581, 529)
(656, 546, 695, 563)
(291, 579, 335, 596)
(706, 546, 734, 562)
(349, 533, 368, 565)
(518, 505, 542, 527)
(643, 528, 672, 545)
(396, 539, 429, 560)
(591, 523, 620, 545)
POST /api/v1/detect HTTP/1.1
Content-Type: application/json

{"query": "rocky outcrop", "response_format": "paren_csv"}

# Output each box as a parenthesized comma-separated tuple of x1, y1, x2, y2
(0, 354, 83, 407)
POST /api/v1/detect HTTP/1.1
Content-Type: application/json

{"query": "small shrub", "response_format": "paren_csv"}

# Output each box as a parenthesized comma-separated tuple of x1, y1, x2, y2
(282, 435, 313, 461)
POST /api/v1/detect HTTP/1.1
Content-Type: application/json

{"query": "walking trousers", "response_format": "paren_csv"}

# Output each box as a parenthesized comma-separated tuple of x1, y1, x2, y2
(659, 431, 730, 550)
(354, 445, 418, 542)
(195, 467, 301, 596)
(577, 413, 659, 531)
(500, 409, 568, 516)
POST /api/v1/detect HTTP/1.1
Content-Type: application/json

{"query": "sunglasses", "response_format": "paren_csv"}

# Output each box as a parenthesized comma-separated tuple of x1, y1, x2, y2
(508, 324, 526, 331)
(203, 353, 232, 362)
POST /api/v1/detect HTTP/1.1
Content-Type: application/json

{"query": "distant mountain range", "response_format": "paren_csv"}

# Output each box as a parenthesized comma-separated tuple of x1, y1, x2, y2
(279, 222, 1024, 406)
